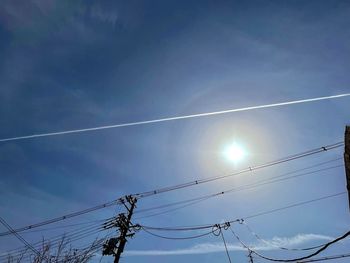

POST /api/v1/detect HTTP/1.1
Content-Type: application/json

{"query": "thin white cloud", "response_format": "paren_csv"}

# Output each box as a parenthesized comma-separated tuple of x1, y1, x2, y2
(124, 233, 333, 257)
(267, 234, 333, 248)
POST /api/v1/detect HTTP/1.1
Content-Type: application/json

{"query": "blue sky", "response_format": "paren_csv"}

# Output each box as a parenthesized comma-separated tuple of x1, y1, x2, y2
(0, 0, 350, 262)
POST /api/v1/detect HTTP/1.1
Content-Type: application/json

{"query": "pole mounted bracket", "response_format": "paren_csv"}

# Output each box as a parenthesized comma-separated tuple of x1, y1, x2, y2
(102, 194, 138, 262)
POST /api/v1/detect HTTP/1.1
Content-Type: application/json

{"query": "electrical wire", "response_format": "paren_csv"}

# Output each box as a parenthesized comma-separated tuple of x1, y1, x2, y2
(134, 196, 216, 220)
(18, 217, 114, 235)
(141, 227, 214, 240)
(21, 232, 109, 262)
(297, 253, 350, 262)
(0, 220, 109, 259)
(0, 217, 41, 258)
(239, 220, 326, 251)
(139, 192, 346, 232)
(230, 226, 350, 262)
(3, 228, 108, 262)
(0, 199, 122, 237)
(135, 142, 343, 198)
(60, 238, 107, 262)
(3, 220, 106, 252)
(225, 164, 343, 195)
(8, 190, 340, 258)
(135, 194, 222, 214)
(0, 142, 342, 240)
(243, 192, 346, 221)
(134, 161, 343, 220)
(141, 223, 218, 232)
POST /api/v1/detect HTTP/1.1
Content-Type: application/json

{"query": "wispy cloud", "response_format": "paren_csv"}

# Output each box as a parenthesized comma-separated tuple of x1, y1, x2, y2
(124, 233, 333, 257)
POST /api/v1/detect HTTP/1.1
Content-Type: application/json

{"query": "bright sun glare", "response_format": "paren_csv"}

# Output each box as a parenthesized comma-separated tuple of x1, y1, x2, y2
(223, 142, 247, 163)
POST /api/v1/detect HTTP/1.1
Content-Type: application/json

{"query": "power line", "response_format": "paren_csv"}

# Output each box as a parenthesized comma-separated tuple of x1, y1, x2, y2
(0, 218, 112, 258)
(0, 217, 41, 258)
(135, 193, 222, 214)
(2, 228, 108, 261)
(1, 94, 349, 142)
(141, 223, 218, 232)
(230, 226, 350, 262)
(225, 164, 343, 194)
(140, 192, 346, 232)
(1, 218, 115, 260)
(0, 143, 343, 243)
(243, 192, 346, 220)
(6, 229, 105, 262)
(297, 253, 350, 262)
(135, 161, 343, 219)
(135, 196, 217, 220)
(0, 199, 122, 237)
(141, 227, 214, 240)
(17, 217, 114, 235)
(135, 142, 343, 198)
(138, 205, 350, 263)
(240, 220, 327, 251)
(1, 220, 114, 261)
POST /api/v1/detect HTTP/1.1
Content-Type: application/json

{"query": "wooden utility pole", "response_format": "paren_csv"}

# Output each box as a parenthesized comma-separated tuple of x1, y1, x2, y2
(114, 196, 137, 263)
(345, 126, 350, 211)
(102, 195, 137, 263)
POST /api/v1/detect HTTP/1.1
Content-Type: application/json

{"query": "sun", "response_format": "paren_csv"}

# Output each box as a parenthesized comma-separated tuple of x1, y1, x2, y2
(223, 142, 247, 163)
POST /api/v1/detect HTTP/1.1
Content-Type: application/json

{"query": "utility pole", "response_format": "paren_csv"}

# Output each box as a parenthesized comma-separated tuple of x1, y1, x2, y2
(102, 195, 138, 263)
(344, 126, 350, 211)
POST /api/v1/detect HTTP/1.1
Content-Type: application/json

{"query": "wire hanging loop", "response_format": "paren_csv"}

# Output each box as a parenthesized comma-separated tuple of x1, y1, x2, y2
(212, 224, 222, 236)
(131, 223, 142, 232)
(223, 222, 231, 230)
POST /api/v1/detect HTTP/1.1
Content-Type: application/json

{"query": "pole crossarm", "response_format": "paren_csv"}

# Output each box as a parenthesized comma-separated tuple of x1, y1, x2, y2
(102, 195, 138, 263)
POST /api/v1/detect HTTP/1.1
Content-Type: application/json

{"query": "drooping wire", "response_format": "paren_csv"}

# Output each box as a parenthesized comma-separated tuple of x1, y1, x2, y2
(229, 226, 350, 262)
(141, 223, 219, 232)
(141, 227, 214, 240)
(296, 252, 350, 262)
(239, 220, 326, 251)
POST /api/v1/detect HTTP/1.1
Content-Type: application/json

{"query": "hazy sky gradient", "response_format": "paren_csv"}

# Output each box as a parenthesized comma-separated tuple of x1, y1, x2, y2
(0, 1, 349, 262)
